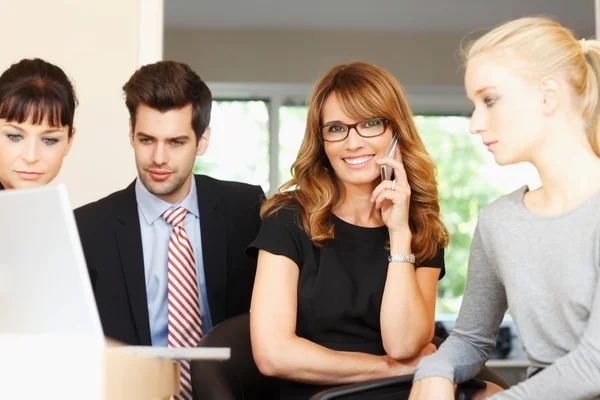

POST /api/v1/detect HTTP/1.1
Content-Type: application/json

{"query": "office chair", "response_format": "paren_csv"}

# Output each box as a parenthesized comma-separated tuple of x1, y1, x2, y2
(191, 313, 508, 400)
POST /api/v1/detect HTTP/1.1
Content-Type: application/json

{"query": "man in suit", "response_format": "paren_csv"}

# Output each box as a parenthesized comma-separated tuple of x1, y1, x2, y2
(74, 61, 264, 398)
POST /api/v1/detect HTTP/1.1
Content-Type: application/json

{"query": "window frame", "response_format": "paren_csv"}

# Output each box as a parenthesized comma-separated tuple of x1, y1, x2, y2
(207, 82, 472, 192)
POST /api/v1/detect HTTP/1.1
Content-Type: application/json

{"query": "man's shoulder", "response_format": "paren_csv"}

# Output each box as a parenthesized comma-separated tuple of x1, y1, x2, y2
(74, 184, 134, 222)
(194, 174, 264, 203)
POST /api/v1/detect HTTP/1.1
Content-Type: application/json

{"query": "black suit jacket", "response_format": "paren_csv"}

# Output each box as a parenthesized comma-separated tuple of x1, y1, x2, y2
(74, 175, 264, 345)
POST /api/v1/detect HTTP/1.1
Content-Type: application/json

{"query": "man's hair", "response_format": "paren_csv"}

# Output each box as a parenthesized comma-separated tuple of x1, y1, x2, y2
(123, 60, 212, 141)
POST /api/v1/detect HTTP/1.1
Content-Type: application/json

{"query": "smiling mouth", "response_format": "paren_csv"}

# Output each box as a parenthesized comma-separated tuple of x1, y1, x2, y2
(343, 155, 374, 165)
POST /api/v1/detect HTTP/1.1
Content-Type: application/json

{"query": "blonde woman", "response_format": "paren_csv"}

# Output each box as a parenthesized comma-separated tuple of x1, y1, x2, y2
(410, 17, 600, 400)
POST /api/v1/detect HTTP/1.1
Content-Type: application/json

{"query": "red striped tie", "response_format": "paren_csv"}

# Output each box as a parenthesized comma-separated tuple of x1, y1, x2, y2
(163, 207, 203, 400)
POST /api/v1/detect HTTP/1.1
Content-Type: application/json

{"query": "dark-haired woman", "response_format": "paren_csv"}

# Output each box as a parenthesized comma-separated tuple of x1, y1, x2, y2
(0, 58, 78, 190)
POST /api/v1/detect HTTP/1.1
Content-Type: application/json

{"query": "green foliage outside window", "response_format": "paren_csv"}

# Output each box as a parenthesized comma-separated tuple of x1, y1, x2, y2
(194, 102, 503, 313)
(415, 116, 500, 312)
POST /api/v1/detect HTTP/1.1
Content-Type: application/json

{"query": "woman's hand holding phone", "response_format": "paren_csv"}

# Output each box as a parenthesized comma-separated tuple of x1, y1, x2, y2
(371, 135, 412, 235)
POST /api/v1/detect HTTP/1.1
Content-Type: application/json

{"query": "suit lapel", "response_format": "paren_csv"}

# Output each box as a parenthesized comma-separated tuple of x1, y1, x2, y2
(195, 175, 228, 325)
(115, 181, 151, 345)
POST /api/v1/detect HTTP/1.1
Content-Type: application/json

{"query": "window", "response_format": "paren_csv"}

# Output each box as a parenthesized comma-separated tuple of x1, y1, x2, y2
(193, 100, 271, 191)
(203, 83, 540, 314)
(278, 105, 308, 185)
(417, 116, 498, 312)
(417, 115, 540, 312)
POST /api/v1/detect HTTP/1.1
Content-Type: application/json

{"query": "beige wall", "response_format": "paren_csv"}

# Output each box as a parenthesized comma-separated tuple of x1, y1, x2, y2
(0, 0, 163, 208)
(165, 29, 468, 86)
(597, 0, 600, 38)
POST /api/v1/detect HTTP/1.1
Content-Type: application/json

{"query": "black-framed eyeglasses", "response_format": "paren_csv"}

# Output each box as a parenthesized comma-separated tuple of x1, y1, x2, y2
(320, 118, 389, 142)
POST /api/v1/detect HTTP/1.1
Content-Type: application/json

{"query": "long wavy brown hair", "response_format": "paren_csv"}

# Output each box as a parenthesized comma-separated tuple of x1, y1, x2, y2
(262, 62, 449, 262)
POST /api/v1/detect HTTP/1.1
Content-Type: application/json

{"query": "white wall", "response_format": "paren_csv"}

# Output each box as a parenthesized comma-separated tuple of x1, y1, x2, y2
(0, 0, 163, 208)
(164, 29, 469, 86)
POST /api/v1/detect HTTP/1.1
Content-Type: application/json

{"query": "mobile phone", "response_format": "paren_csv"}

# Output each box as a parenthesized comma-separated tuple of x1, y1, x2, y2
(380, 135, 398, 181)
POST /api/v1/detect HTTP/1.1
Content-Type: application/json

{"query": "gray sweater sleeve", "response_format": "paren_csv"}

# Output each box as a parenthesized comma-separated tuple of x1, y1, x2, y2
(413, 222, 508, 382)
(414, 201, 600, 399)
(489, 278, 600, 400)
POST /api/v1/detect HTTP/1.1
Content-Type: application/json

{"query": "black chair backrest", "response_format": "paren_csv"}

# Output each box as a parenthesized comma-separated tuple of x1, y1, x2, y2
(191, 318, 507, 400)
(308, 336, 508, 400)
(191, 313, 279, 400)
(309, 375, 414, 400)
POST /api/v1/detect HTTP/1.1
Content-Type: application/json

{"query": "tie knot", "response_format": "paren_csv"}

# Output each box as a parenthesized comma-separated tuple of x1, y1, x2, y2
(162, 206, 187, 227)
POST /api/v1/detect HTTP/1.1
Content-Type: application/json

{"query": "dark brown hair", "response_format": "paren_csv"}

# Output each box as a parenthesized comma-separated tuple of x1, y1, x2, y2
(262, 62, 449, 262)
(123, 60, 212, 141)
(0, 58, 78, 136)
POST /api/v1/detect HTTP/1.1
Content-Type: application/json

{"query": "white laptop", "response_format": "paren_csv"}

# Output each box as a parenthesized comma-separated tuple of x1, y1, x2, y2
(0, 184, 229, 361)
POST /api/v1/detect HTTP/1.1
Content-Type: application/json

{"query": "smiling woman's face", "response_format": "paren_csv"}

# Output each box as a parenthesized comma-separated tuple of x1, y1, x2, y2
(321, 93, 395, 192)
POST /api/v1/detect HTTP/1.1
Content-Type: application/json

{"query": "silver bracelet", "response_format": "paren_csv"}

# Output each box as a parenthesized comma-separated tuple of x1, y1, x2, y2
(388, 254, 415, 263)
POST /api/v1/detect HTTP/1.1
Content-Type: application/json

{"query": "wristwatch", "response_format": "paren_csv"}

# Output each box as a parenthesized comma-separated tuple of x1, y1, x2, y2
(388, 254, 415, 263)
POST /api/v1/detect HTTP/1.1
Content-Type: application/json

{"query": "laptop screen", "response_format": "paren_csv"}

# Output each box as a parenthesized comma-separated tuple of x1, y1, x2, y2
(0, 184, 103, 337)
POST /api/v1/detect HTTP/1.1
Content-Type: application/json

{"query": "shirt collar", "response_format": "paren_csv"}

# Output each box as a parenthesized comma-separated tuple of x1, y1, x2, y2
(135, 176, 199, 224)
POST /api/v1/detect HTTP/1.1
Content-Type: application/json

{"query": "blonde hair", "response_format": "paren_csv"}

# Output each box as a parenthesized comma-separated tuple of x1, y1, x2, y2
(463, 16, 600, 156)
(262, 62, 449, 262)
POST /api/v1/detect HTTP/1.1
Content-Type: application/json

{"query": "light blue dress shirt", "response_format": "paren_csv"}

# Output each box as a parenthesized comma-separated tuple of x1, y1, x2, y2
(135, 177, 213, 346)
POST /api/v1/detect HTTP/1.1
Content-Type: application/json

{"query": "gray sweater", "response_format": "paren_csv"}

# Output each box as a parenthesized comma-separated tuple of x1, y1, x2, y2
(414, 186, 600, 399)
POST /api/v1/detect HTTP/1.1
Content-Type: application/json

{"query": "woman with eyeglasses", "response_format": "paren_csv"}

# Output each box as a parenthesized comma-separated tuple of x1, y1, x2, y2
(0, 58, 78, 191)
(246, 62, 504, 399)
